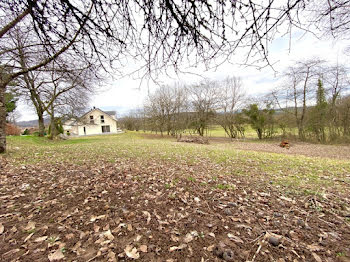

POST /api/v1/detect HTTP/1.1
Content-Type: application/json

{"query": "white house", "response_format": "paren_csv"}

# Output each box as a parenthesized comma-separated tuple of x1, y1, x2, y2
(63, 107, 122, 136)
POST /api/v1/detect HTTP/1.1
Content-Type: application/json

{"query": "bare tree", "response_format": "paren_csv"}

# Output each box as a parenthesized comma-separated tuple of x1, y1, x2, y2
(120, 110, 144, 132)
(273, 59, 323, 140)
(187, 80, 220, 136)
(338, 95, 350, 137)
(216, 77, 246, 138)
(15, 47, 96, 138)
(144, 84, 187, 136)
(323, 63, 349, 140)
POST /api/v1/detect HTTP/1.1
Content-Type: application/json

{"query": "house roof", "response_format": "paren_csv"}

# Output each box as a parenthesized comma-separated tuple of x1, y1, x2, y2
(63, 107, 117, 126)
(80, 107, 116, 120)
(104, 111, 116, 116)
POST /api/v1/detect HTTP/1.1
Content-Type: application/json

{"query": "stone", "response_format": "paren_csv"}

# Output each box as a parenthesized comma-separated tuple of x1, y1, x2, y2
(227, 202, 237, 207)
(223, 208, 233, 216)
(268, 236, 281, 246)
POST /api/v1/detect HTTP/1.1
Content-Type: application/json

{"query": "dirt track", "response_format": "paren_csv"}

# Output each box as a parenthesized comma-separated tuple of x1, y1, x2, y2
(209, 137, 350, 160)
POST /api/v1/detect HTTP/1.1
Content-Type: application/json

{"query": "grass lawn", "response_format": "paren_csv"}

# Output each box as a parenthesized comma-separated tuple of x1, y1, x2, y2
(5, 133, 349, 195)
(1, 133, 349, 261)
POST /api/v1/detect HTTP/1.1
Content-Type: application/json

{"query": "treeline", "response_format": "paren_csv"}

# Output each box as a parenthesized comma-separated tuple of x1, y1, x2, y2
(272, 60, 350, 143)
(120, 59, 350, 143)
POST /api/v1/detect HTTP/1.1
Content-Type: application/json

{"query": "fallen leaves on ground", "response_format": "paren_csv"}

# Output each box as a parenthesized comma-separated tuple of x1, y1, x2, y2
(1, 135, 350, 261)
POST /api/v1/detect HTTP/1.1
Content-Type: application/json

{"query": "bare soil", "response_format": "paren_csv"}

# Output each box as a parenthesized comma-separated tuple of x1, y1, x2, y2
(206, 137, 350, 160)
(1, 155, 350, 261)
(142, 133, 350, 159)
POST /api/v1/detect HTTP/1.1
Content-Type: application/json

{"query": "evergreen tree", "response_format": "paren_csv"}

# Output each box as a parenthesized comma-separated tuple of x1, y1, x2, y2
(5, 92, 17, 116)
(310, 78, 328, 142)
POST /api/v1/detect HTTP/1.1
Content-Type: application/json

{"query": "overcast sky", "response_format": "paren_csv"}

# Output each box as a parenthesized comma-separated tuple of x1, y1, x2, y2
(17, 29, 349, 121)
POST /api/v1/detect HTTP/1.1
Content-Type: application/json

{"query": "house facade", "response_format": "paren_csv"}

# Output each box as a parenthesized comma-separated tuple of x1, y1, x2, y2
(63, 108, 122, 136)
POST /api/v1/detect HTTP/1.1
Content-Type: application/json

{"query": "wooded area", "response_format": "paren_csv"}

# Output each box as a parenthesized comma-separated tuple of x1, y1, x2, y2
(120, 60, 350, 143)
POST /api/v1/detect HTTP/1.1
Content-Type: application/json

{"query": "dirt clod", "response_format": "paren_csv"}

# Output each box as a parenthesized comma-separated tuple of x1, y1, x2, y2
(213, 245, 224, 258)
(222, 249, 235, 261)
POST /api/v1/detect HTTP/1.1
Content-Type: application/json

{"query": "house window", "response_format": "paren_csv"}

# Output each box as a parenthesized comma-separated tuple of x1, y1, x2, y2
(101, 125, 110, 133)
(89, 115, 94, 124)
(100, 115, 105, 123)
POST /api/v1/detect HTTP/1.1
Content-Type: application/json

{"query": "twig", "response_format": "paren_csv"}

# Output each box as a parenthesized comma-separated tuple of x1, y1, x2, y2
(86, 254, 99, 262)
(58, 222, 84, 234)
(317, 217, 335, 226)
(251, 243, 262, 262)
(248, 233, 264, 244)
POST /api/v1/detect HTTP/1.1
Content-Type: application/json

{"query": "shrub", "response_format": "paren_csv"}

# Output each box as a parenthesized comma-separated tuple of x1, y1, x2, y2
(6, 123, 21, 136)
(22, 129, 30, 135)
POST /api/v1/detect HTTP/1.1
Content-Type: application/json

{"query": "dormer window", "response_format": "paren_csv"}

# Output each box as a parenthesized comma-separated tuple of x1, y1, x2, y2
(100, 115, 105, 123)
(90, 115, 94, 124)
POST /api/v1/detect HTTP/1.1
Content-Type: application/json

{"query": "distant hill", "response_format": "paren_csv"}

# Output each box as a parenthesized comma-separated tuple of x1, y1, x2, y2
(17, 118, 50, 128)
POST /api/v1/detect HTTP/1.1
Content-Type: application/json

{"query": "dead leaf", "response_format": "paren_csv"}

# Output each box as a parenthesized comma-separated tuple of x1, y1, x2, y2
(312, 252, 322, 262)
(183, 233, 194, 243)
(94, 224, 100, 232)
(139, 245, 148, 252)
(307, 243, 324, 252)
(227, 233, 244, 243)
(48, 249, 65, 261)
(169, 244, 187, 252)
(107, 251, 117, 262)
(134, 235, 142, 242)
(35, 236, 48, 242)
(171, 234, 179, 242)
(90, 215, 106, 222)
(103, 230, 114, 240)
(24, 221, 35, 231)
(280, 196, 293, 202)
(143, 211, 151, 224)
(125, 245, 140, 259)
(208, 232, 215, 238)
(0, 223, 4, 234)
(65, 233, 74, 239)
(207, 245, 215, 252)
(183, 231, 198, 243)
(24, 233, 34, 242)
(127, 224, 133, 231)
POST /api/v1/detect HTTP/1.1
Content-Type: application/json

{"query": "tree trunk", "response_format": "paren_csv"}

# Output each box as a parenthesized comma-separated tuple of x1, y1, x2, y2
(298, 126, 305, 141)
(49, 120, 58, 140)
(48, 106, 58, 140)
(0, 82, 6, 153)
(257, 128, 263, 139)
(198, 126, 204, 136)
(38, 113, 45, 137)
